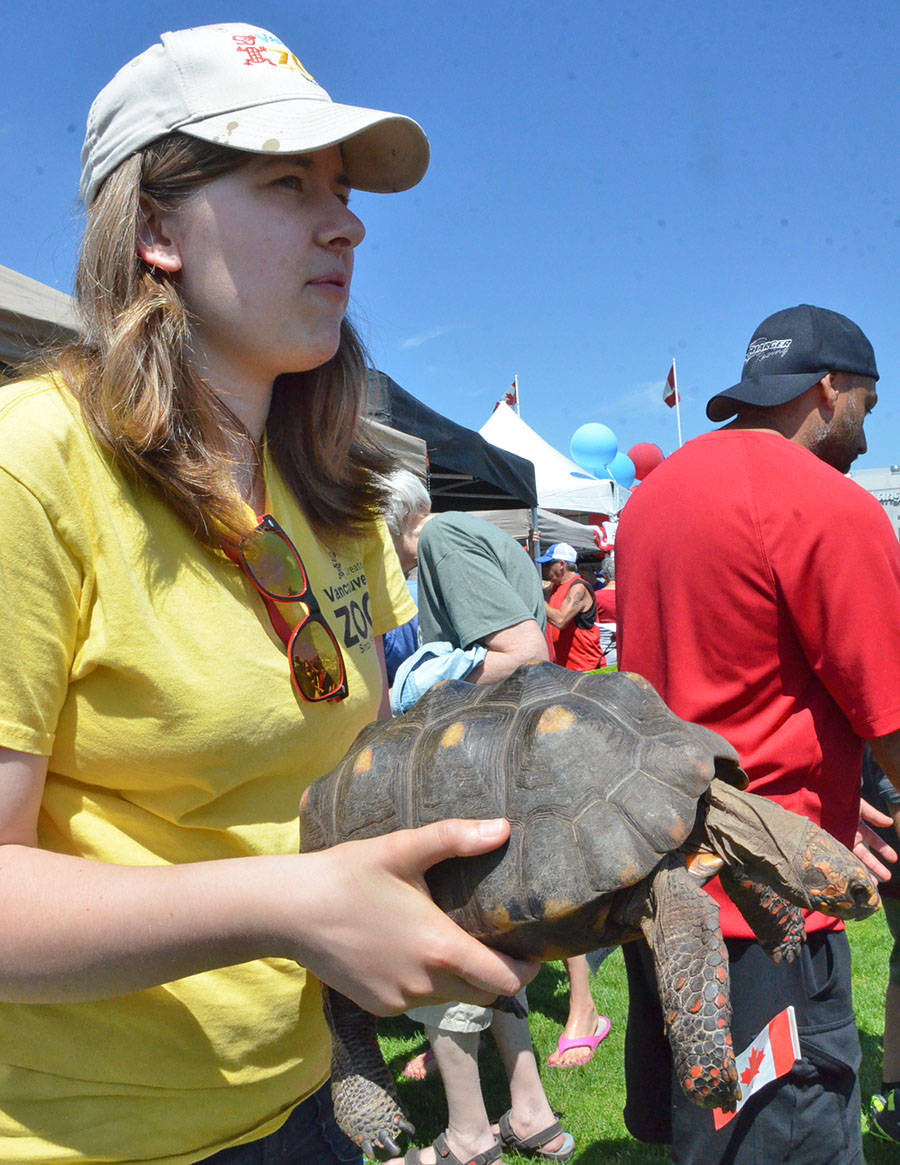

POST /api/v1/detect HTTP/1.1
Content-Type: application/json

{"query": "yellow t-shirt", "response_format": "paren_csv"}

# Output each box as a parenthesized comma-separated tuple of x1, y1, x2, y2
(0, 375, 416, 1163)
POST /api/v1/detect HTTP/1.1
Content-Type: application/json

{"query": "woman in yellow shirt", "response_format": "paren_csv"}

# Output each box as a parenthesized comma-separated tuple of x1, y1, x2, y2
(0, 23, 533, 1164)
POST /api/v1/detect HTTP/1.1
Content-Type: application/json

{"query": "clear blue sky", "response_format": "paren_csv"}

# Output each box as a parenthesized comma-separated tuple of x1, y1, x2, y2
(4, 1, 899, 471)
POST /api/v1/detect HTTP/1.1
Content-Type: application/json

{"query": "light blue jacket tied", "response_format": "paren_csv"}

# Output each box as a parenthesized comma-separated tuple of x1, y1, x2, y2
(389, 641, 487, 716)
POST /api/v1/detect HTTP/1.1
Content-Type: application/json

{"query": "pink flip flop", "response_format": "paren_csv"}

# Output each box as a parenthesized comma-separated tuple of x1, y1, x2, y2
(547, 1015, 611, 1067)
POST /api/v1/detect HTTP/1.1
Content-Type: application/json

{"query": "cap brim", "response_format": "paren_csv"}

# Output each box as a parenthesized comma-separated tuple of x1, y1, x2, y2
(706, 371, 828, 422)
(180, 99, 429, 192)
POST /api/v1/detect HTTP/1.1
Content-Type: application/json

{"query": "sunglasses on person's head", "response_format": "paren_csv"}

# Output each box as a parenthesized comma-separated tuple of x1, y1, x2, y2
(237, 514, 348, 703)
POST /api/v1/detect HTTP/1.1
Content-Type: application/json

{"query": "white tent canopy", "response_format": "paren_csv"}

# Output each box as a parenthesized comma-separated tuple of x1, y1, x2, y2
(479, 402, 624, 514)
(471, 508, 611, 555)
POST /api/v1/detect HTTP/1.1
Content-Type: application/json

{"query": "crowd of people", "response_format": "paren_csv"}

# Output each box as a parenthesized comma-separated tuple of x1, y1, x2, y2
(1, 17, 898, 1165)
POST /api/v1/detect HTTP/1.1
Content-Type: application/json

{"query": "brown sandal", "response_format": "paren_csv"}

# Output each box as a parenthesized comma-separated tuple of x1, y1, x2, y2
(497, 1110, 575, 1161)
(404, 1130, 502, 1164)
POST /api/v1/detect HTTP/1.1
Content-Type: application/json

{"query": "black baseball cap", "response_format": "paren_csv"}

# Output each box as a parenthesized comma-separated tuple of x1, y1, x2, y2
(706, 304, 879, 422)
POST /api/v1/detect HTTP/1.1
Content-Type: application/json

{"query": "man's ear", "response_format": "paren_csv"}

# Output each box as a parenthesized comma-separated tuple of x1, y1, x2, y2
(135, 195, 183, 273)
(816, 372, 841, 415)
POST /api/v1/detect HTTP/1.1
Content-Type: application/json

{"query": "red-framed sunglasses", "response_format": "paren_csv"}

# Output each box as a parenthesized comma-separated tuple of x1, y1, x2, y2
(236, 514, 348, 703)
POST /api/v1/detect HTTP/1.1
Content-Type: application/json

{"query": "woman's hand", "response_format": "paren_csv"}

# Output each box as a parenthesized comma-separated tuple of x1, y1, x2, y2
(284, 818, 539, 1015)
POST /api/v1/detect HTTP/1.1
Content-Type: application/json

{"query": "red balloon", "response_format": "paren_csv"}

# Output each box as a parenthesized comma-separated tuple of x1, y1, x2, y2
(627, 442, 664, 481)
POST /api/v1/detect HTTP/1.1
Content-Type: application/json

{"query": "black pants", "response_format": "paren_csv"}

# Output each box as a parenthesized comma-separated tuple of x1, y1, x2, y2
(198, 1085, 361, 1164)
(623, 930, 862, 1164)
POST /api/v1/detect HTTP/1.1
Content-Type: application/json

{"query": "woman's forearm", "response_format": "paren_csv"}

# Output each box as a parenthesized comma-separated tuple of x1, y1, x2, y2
(0, 845, 295, 1001)
(0, 821, 537, 1013)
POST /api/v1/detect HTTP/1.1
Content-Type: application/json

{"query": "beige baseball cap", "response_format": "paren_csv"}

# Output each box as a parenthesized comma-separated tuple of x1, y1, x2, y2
(80, 22, 429, 207)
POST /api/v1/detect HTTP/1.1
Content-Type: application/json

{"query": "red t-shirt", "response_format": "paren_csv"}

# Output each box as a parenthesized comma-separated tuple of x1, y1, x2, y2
(547, 574, 605, 671)
(595, 587, 617, 623)
(616, 429, 900, 938)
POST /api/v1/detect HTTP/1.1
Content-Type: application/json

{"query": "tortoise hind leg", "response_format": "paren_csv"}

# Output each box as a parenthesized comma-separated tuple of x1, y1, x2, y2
(322, 986, 415, 1160)
(718, 867, 806, 963)
(615, 854, 740, 1110)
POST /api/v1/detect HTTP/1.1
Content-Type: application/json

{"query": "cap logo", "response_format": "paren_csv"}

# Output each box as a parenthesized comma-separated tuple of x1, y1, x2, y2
(230, 31, 316, 82)
(745, 337, 792, 366)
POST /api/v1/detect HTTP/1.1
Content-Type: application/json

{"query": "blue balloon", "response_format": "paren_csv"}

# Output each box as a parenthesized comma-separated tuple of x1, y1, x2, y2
(607, 451, 636, 489)
(570, 423, 618, 472)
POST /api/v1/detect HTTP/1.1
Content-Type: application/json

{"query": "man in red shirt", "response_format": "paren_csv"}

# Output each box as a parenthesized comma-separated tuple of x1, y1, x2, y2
(616, 304, 900, 1163)
(538, 542, 605, 671)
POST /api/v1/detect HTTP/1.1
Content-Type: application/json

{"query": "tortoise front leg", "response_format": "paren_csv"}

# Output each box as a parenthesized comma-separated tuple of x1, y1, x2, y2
(617, 855, 740, 1109)
(322, 986, 415, 1160)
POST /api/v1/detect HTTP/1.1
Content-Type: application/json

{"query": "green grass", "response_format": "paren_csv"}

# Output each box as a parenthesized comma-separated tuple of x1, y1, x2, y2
(850, 911, 895, 1164)
(373, 912, 895, 1162)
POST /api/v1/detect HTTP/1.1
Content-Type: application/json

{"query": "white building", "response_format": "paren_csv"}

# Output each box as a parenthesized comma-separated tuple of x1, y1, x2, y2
(848, 465, 900, 540)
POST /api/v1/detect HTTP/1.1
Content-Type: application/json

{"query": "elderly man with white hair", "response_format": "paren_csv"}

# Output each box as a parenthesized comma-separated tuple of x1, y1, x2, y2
(381, 470, 548, 684)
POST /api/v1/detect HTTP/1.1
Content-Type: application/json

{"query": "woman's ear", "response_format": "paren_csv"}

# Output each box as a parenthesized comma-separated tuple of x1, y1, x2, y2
(136, 195, 183, 273)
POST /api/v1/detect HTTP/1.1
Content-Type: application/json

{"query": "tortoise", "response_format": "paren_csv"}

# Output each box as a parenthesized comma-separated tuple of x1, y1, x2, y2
(299, 662, 879, 1159)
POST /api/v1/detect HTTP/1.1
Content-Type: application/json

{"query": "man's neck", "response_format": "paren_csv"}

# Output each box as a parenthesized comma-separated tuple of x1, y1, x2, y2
(718, 388, 822, 453)
(720, 417, 785, 438)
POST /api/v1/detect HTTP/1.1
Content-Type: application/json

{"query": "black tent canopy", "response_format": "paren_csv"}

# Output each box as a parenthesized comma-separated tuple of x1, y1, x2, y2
(366, 370, 537, 511)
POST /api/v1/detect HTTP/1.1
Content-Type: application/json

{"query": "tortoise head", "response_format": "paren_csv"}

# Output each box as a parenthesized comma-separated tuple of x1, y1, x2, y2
(689, 724, 748, 790)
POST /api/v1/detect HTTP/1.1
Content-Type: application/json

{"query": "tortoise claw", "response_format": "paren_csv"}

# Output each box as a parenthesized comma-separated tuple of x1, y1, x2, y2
(378, 1129, 403, 1158)
(493, 993, 527, 1018)
(363, 1118, 416, 1161)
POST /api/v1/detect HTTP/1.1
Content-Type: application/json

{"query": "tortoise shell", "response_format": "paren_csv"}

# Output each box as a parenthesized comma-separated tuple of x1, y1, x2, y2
(301, 662, 747, 960)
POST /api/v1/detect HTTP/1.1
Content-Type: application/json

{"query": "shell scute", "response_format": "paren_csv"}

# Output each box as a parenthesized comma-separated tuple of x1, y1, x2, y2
(415, 707, 513, 822)
(521, 814, 593, 920)
(571, 796, 661, 893)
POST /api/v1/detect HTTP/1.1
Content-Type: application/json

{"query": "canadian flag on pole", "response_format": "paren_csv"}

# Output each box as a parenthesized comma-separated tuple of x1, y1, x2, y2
(712, 1006, 800, 1130)
(494, 376, 519, 415)
(664, 361, 680, 408)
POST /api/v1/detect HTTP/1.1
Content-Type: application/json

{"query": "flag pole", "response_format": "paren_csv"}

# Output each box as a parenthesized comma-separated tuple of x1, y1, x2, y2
(672, 357, 684, 447)
(514, 373, 520, 416)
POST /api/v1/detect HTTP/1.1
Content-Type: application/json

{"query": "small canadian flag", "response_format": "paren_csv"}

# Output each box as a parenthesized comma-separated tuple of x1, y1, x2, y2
(712, 1006, 800, 1130)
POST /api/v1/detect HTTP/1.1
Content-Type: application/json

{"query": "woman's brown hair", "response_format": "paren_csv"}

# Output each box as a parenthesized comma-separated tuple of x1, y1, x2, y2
(58, 133, 390, 546)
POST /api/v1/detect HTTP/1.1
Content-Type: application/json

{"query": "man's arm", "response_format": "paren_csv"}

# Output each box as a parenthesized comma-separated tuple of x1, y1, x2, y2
(871, 730, 900, 792)
(466, 619, 549, 685)
(856, 730, 900, 879)
(544, 580, 594, 629)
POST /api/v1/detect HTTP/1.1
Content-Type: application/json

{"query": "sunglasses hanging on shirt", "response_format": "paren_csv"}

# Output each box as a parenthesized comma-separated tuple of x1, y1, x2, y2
(235, 514, 348, 703)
